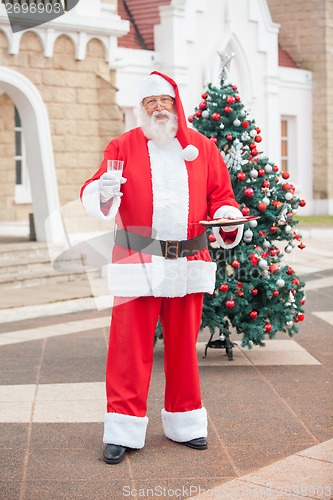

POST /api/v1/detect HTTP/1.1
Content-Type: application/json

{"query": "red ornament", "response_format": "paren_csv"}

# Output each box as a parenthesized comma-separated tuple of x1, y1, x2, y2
(235, 95, 241, 101)
(201, 92, 208, 99)
(237, 282, 243, 288)
(249, 142, 256, 150)
(220, 283, 229, 292)
(270, 248, 278, 256)
(298, 243, 306, 250)
(257, 202, 267, 212)
(226, 96, 235, 104)
(273, 165, 279, 172)
(242, 121, 249, 128)
(208, 233, 216, 242)
(292, 278, 300, 286)
(264, 323, 272, 332)
(238, 290, 244, 296)
(195, 110, 202, 117)
(226, 299, 235, 309)
(255, 135, 262, 143)
(299, 199, 306, 207)
(301, 299, 305, 305)
(226, 134, 233, 141)
(232, 259, 241, 268)
(188, 115, 194, 123)
(250, 254, 259, 265)
(258, 168, 265, 176)
(244, 187, 254, 197)
(224, 106, 232, 113)
(251, 149, 259, 156)
(212, 112, 220, 121)
(270, 226, 278, 233)
(210, 137, 217, 143)
(282, 171, 290, 179)
(199, 101, 207, 110)
(232, 85, 238, 90)
(252, 288, 258, 295)
(297, 313, 305, 321)
(269, 264, 278, 273)
(237, 171, 246, 181)
(287, 267, 294, 275)
(273, 290, 279, 297)
(282, 183, 290, 191)
(249, 310, 258, 319)
(242, 206, 250, 216)
(256, 127, 261, 133)
(262, 180, 270, 188)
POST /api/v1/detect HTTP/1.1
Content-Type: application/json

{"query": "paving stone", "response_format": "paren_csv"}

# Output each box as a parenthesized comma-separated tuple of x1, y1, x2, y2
(0, 481, 22, 500)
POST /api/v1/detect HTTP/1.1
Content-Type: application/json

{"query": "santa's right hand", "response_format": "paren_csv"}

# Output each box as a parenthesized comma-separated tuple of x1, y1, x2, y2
(98, 172, 126, 202)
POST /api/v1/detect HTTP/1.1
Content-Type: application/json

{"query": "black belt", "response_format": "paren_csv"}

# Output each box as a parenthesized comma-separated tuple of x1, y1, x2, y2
(115, 229, 207, 259)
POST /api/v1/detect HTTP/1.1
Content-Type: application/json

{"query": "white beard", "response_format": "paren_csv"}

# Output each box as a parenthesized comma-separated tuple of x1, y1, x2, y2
(140, 107, 178, 146)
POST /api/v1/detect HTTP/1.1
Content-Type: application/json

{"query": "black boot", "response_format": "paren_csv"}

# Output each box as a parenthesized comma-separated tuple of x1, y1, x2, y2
(103, 444, 126, 464)
(182, 437, 208, 450)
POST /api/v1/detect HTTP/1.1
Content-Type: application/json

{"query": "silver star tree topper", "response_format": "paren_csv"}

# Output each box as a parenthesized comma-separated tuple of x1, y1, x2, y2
(218, 49, 235, 82)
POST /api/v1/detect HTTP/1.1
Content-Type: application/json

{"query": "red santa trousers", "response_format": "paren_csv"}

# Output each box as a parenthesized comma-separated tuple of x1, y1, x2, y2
(106, 293, 204, 416)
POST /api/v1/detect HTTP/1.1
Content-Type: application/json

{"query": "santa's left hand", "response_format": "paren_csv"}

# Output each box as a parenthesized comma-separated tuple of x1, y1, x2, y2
(218, 209, 243, 232)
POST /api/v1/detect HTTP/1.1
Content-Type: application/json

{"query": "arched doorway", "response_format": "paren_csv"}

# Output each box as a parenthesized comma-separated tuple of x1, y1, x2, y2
(0, 66, 63, 242)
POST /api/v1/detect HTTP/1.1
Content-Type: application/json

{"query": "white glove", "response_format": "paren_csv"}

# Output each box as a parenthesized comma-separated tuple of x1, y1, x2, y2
(213, 206, 243, 234)
(219, 209, 243, 232)
(98, 172, 126, 202)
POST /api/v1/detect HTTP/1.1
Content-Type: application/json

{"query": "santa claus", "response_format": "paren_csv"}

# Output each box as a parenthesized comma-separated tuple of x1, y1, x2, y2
(80, 71, 243, 464)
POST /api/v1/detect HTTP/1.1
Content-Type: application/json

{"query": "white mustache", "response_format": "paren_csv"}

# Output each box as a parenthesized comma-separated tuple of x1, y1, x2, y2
(152, 110, 171, 119)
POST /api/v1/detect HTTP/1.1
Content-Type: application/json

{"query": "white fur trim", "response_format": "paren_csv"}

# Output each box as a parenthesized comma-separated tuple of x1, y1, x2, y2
(81, 180, 120, 221)
(212, 206, 244, 248)
(181, 144, 199, 161)
(103, 412, 148, 449)
(149, 138, 188, 241)
(139, 74, 175, 101)
(107, 260, 216, 297)
(161, 407, 208, 442)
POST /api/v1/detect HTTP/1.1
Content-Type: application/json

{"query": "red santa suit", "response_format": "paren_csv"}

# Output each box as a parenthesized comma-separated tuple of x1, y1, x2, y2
(80, 72, 243, 449)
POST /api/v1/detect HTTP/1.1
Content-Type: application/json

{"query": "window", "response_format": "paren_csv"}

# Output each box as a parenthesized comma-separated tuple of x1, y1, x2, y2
(14, 107, 31, 204)
(281, 118, 289, 172)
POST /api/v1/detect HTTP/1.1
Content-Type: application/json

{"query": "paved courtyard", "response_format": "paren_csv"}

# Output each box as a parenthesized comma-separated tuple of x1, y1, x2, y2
(0, 233, 332, 499)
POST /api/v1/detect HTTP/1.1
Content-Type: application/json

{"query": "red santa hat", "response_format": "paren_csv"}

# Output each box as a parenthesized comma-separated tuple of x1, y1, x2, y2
(139, 71, 199, 161)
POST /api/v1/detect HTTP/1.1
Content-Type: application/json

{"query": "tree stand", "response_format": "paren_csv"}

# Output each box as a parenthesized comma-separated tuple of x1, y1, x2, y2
(204, 323, 237, 361)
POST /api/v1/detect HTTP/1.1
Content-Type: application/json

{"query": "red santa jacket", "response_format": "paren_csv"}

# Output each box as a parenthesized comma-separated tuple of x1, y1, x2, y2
(81, 127, 242, 297)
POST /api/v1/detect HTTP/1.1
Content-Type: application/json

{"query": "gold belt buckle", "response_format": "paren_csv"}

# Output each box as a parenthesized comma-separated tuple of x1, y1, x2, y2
(164, 240, 179, 259)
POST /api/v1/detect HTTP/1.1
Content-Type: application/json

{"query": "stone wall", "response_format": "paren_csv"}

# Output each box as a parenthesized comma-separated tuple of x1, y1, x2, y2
(0, 92, 17, 221)
(0, 29, 124, 226)
(267, 0, 333, 203)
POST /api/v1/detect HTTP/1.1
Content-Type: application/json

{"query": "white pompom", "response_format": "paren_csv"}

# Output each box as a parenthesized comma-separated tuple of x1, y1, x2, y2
(182, 145, 199, 161)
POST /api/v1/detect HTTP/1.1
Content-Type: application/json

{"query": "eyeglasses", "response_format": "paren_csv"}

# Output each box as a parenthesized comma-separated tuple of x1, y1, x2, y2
(143, 96, 174, 110)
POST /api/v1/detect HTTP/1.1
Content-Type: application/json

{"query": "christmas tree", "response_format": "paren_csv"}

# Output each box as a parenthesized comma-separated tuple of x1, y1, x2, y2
(189, 52, 306, 349)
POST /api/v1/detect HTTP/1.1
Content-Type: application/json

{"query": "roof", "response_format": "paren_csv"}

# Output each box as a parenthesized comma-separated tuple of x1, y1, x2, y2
(278, 45, 298, 68)
(118, 0, 171, 50)
(118, 1, 299, 70)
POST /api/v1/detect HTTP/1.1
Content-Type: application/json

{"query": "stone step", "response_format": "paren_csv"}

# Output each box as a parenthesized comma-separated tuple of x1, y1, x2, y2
(0, 241, 99, 289)
(0, 268, 100, 290)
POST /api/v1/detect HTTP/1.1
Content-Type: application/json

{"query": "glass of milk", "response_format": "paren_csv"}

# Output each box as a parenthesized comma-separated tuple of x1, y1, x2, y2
(107, 160, 124, 178)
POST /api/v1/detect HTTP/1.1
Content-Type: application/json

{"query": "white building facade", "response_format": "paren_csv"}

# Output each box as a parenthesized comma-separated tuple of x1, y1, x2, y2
(0, 0, 316, 244)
